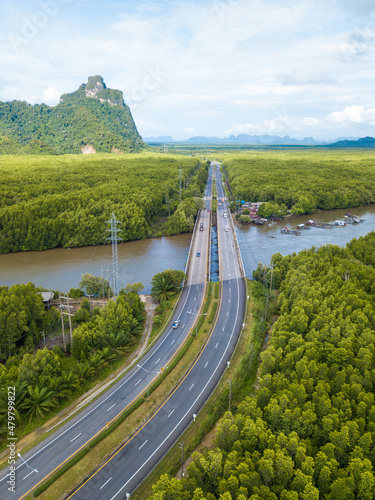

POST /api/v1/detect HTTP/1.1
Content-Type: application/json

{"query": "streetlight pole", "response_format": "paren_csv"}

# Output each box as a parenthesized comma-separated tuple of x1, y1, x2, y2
(179, 442, 184, 478)
(187, 310, 207, 338)
(227, 379, 232, 413)
(17, 453, 38, 474)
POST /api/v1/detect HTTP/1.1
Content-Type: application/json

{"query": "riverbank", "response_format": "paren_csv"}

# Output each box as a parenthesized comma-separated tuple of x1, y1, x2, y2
(235, 203, 375, 279)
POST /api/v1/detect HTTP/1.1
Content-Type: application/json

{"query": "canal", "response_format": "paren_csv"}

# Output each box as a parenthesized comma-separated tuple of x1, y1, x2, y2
(0, 204, 374, 293)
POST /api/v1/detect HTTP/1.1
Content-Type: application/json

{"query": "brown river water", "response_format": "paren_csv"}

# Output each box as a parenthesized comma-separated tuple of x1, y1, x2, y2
(0, 205, 374, 292)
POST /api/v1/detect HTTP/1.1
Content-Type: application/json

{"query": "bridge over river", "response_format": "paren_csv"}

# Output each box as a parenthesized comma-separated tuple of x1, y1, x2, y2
(0, 162, 247, 500)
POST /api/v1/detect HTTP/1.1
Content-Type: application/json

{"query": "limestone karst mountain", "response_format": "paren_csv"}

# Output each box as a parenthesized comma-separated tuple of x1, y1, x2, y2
(0, 76, 144, 154)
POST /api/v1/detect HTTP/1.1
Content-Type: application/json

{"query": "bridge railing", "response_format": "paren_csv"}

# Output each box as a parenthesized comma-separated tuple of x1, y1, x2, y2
(184, 208, 201, 283)
(228, 205, 246, 279)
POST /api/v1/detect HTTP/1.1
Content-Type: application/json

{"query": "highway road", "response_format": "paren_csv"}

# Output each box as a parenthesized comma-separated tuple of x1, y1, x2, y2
(66, 163, 246, 500)
(0, 165, 213, 500)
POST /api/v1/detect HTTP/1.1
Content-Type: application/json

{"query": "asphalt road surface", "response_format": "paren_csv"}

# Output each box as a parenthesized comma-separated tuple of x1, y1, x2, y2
(0, 167, 214, 500)
(66, 163, 246, 500)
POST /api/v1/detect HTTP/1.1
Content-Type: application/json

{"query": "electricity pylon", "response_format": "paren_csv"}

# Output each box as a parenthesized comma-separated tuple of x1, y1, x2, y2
(106, 212, 122, 298)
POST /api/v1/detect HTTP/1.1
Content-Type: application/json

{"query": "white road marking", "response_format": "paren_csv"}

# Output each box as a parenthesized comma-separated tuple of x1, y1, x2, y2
(171, 339, 176, 346)
(23, 470, 36, 480)
(107, 404, 116, 412)
(100, 477, 112, 490)
(70, 433, 82, 442)
(189, 384, 195, 391)
(167, 409, 175, 418)
(155, 358, 160, 365)
(139, 440, 148, 450)
(215, 342, 219, 348)
(194, 297, 197, 301)
(229, 299, 231, 304)
(135, 379, 142, 386)
(222, 326, 225, 331)
(182, 324, 185, 328)
(204, 362, 208, 368)
(227, 312, 229, 317)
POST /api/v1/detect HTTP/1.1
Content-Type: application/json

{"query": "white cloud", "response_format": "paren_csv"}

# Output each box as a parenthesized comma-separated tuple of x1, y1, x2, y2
(327, 105, 375, 126)
(43, 86, 60, 104)
(0, 1, 374, 139)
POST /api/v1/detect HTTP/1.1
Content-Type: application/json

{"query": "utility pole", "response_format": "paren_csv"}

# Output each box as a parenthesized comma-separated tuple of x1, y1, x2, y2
(228, 379, 232, 412)
(59, 293, 73, 349)
(179, 442, 184, 478)
(106, 213, 122, 299)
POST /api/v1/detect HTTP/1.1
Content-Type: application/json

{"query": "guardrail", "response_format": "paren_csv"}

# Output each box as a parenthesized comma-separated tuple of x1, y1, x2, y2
(184, 208, 201, 281)
(228, 208, 246, 278)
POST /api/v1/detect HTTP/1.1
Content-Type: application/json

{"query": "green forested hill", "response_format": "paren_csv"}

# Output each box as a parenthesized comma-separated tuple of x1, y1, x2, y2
(0, 76, 144, 154)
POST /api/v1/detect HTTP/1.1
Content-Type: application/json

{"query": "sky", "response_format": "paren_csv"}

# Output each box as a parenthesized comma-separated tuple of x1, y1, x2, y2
(0, 0, 375, 140)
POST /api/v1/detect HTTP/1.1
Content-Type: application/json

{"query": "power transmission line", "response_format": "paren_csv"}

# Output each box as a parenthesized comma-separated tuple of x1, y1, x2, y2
(106, 212, 122, 299)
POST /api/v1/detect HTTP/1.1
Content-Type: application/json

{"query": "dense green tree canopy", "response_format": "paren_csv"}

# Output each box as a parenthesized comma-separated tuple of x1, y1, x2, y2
(218, 150, 375, 215)
(0, 154, 207, 253)
(148, 233, 375, 499)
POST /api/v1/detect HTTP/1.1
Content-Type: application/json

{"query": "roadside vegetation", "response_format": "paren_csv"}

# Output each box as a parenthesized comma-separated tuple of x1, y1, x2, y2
(32, 281, 220, 499)
(217, 149, 375, 216)
(0, 283, 145, 447)
(0, 153, 208, 253)
(0, 268, 188, 450)
(148, 232, 375, 499)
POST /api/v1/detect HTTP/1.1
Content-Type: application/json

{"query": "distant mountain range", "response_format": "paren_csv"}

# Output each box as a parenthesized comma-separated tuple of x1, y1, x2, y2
(145, 134, 375, 147)
(327, 136, 375, 148)
(144, 134, 319, 145)
(0, 76, 144, 154)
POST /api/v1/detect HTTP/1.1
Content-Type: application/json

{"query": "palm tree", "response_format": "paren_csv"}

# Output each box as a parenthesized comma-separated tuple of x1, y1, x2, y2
(103, 331, 131, 351)
(74, 362, 95, 381)
(87, 353, 104, 374)
(24, 385, 57, 422)
(151, 274, 175, 302)
(128, 317, 144, 337)
(50, 372, 79, 400)
(0, 382, 28, 422)
(0, 382, 28, 436)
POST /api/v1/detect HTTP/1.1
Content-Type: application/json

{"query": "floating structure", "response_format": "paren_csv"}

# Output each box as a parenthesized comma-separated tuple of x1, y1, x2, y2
(281, 227, 300, 236)
(345, 213, 364, 224)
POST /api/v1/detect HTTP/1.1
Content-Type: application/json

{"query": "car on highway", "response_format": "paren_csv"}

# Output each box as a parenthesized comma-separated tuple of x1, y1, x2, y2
(172, 320, 181, 328)
(197, 252, 201, 257)
(225, 226, 229, 232)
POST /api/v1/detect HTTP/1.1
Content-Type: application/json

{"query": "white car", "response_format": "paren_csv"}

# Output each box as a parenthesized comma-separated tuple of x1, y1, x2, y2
(225, 226, 229, 232)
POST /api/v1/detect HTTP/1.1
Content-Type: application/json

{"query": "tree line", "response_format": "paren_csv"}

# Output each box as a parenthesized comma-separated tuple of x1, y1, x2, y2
(219, 150, 375, 216)
(0, 154, 208, 253)
(0, 268, 187, 444)
(149, 233, 375, 499)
